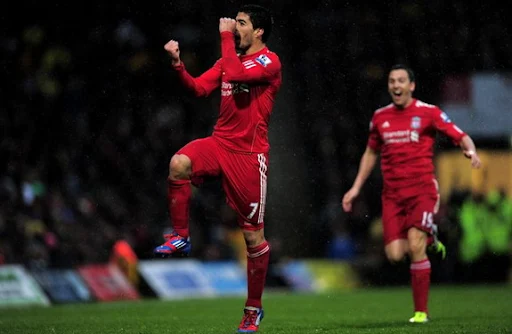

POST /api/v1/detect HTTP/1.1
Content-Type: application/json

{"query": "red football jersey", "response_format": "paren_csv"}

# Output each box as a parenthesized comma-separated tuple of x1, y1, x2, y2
(172, 31, 282, 153)
(367, 99, 466, 189)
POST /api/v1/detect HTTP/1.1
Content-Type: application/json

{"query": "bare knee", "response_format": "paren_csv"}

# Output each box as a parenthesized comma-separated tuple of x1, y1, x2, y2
(385, 240, 408, 263)
(386, 248, 406, 263)
(243, 229, 265, 248)
(408, 228, 427, 260)
(169, 154, 192, 180)
(408, 239, 426, 255)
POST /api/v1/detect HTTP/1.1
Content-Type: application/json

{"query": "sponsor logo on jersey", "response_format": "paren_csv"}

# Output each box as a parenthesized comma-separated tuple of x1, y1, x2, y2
(221, 82, 249, 96)
(410, 130, 419, 142)
(383, 130, 410, 143)
(382, 130, 419, 144)
(382, 121, 390, 128)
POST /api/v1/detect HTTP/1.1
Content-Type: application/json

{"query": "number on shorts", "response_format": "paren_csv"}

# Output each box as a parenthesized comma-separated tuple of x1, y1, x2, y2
(247, 202, 259, 219)
(421, 211, 433, 229)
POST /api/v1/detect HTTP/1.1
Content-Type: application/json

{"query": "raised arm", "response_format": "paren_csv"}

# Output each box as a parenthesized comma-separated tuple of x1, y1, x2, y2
(164, 39, 221, 97)
(220, 32, 280, 83)
(218, 17, 280, 83)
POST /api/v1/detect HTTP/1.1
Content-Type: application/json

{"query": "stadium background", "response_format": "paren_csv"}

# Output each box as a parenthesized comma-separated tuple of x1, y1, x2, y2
(1, 0, 511, 308)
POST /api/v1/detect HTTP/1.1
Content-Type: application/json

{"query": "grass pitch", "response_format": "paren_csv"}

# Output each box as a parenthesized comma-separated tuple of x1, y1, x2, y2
(0, 285, 510, 333)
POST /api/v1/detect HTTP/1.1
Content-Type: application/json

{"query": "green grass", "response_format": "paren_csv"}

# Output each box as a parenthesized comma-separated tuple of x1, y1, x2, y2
(1, 285, 511, 333)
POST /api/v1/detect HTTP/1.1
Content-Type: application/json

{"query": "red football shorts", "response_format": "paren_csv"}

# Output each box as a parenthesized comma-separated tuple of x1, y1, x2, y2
(381, 177, 440, 245)
(177, 136, 268, 231)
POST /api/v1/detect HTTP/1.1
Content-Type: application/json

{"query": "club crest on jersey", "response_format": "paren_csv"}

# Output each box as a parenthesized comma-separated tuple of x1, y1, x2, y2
(411, 116, 421, 129)
(255, 54, 272, 67)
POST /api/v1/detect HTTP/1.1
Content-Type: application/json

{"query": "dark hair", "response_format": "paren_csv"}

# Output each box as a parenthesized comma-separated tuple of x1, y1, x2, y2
(239, 4, 273, 42)
(389, 64, 415, 83)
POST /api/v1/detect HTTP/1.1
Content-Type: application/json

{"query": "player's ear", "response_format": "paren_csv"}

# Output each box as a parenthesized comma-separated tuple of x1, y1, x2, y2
(410, 81, 416, 92)
(254, 28, 264, 39)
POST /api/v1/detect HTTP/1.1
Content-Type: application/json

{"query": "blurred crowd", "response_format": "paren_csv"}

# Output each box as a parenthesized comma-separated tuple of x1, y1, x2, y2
(1, 1, 511, 283)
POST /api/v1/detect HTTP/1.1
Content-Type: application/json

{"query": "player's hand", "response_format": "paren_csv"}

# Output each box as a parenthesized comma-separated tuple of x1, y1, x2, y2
(219, 17, 236, 33)
(164, 39, 181, 66)
(342, 187, 360, 212)
(464, 150, 482, 169)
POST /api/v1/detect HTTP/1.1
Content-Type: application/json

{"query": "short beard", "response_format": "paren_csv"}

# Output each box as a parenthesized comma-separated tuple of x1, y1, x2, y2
(236, 43, 248, 55)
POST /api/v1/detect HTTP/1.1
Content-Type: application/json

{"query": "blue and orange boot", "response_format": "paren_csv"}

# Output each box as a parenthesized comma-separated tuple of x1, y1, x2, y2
(237, 307, 264, 333)
(153, 232, 191, 257)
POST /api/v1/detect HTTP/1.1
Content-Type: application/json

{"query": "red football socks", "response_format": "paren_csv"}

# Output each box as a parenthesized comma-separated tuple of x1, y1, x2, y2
(410, 258, 431, 313)
(245, 240, 270, 309)
(168, 178, 191, 238)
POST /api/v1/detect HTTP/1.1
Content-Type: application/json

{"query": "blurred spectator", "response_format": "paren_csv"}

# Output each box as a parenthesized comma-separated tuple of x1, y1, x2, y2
(456, 189, 512, 283)
(327, 224, 356, 260)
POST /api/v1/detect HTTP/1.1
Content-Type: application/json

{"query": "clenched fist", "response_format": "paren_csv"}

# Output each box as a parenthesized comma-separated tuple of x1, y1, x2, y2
(219, 17, 236, 33)
(164, 39, 181, 66)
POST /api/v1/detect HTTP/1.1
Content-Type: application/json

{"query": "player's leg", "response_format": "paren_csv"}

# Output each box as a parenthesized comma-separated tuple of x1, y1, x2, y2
(382, 193, 408, 263)
(221, 151, 269, 333)
(239, 227, 267, 333)
(154, 137, 221, 256)
(427, 179, 446, 259)
(407, 227, 430, 323)
(167, 153, 192, 238)
(406, 183, 439, 323)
